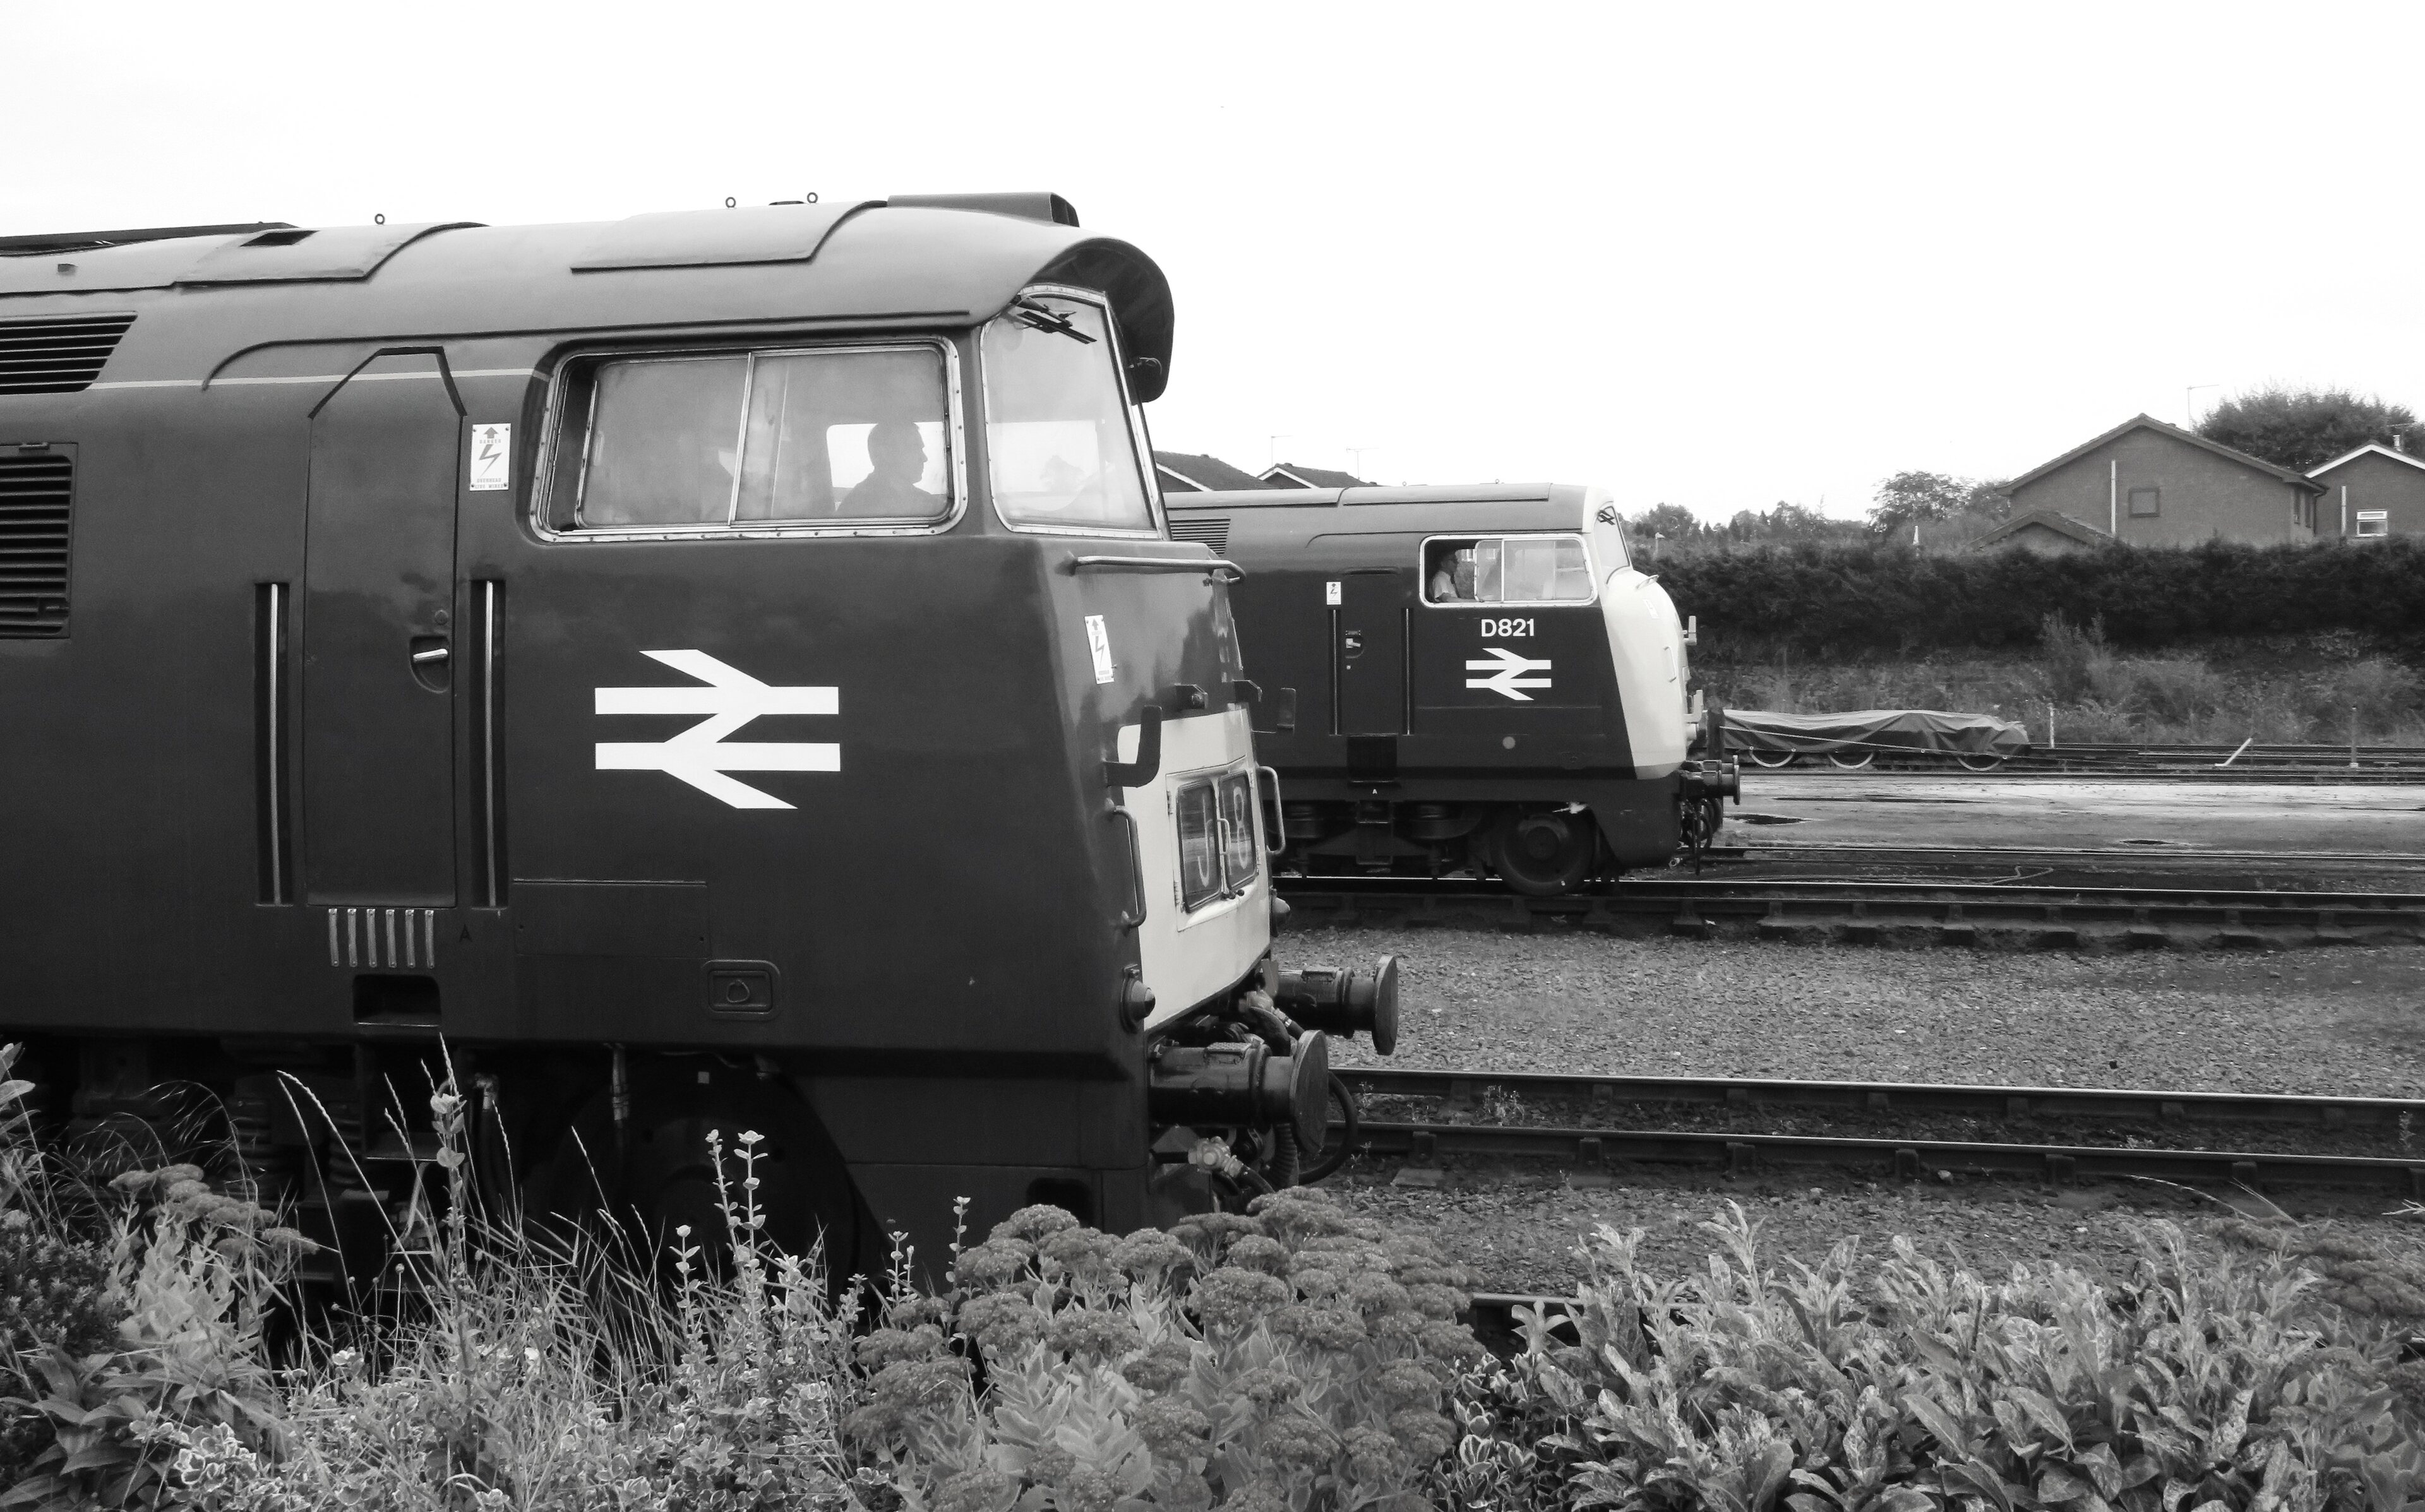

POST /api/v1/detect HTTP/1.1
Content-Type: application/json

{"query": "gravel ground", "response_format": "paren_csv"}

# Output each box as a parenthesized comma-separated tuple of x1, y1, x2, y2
(1321, 1162, 2425, 1297)
(1302, 926, 2425, 1097)
(1284, 926, 2425, 1293)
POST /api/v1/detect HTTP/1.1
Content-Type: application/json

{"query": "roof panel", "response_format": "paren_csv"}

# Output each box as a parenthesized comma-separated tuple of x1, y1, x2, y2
(178, 222, 483, 284)
(570, 202, 881, 271)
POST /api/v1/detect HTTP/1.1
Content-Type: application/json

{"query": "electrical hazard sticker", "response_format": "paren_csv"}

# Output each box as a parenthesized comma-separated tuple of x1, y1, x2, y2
(1086, 616, 1116, 685)
(469, 424, 511, 491)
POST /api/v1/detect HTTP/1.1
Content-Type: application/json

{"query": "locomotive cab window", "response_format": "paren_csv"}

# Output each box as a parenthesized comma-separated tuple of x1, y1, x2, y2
(983, 294, 1156, 536)
(1424, 534, 1593, 605)
(541, 342, 956, 535)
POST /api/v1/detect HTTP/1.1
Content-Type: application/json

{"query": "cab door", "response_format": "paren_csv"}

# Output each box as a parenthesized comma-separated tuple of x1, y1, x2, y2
(299, 352, 462, 905)
(1331, 569, 1410, 735)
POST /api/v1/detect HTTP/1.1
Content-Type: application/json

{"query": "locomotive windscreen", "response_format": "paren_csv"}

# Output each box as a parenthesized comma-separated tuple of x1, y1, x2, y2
(559, 344, 954, 530)
(983, 296, 1154, 533)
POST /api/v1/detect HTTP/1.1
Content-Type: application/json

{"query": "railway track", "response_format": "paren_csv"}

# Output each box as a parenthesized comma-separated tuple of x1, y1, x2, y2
(1329, 1068, 2425, 1196)
(1277, 873, 2425, 948)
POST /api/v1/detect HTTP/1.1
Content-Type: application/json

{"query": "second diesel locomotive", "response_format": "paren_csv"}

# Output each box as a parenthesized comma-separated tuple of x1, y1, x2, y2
(1166, 484, 1736, 893)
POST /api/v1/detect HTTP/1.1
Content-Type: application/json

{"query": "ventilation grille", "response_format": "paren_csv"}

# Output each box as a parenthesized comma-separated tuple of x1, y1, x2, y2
(1167, 515, 1231, 553)
(0, 313, 135, 395)
(0, 452, 73, 636)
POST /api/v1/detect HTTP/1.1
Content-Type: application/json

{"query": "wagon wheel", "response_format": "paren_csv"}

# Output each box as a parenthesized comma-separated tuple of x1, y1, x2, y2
(1956, 754, 2006, 772)
(1826, 751, 1874, 770)
(1488, 807, 1598, 895)
(1746, 750, 1796, 769)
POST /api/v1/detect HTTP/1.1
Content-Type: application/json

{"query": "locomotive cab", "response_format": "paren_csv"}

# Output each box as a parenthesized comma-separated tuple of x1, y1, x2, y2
(1168, 484, 1717, 892)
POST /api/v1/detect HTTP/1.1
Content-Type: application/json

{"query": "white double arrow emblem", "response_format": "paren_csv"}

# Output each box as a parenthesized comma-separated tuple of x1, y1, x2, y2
(596, 650, 837, 810)
(1465, 645, 1554, 702)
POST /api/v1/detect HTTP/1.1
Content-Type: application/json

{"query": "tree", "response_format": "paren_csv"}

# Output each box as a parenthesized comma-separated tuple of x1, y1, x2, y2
(2196, 385, 2417, 473)
(1865, 472, 2009, 538)
(1631, 503, 1702, 544)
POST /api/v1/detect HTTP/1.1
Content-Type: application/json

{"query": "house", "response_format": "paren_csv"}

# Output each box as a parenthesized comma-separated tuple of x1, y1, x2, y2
(1260, 461, 1373, 489)
(1153, 451, 1267, 493)
(2306, 443, 2425, 540)
(1968, 509, 2113, 555)
(2001, 414, 2325, 546)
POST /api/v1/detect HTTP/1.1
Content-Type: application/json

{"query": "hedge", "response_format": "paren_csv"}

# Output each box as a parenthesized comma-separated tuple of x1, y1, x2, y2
(1655, 537, 2425, 657)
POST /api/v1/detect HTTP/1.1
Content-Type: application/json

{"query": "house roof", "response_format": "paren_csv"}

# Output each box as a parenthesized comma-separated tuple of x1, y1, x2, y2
(2308, 442, 2425, 479)
(1262, 462, 1373, 489)
(2004, 414, 2325, 496)
(1153, 451, 1266, 492)
(1970, 509, 2112, 550)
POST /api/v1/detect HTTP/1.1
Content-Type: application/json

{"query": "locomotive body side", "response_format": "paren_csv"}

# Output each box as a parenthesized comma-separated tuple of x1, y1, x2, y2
(1170, 484, 1695, 889)
(0, 203, 1315, 1277)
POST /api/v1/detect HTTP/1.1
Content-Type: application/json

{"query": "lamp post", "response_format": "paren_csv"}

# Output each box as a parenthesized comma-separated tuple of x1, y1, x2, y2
(2185, 384, 2220, 427)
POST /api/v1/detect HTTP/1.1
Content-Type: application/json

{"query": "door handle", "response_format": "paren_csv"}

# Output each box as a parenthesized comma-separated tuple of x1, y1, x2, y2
(409, 634, 453, 692)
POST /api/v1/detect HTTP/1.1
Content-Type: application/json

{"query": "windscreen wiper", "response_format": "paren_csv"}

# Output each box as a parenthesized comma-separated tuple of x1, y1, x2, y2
(1010, 297, 1094, 343)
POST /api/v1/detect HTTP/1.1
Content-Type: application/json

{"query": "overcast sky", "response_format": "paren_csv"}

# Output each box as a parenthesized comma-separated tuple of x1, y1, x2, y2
(15, 1, 2422, 522)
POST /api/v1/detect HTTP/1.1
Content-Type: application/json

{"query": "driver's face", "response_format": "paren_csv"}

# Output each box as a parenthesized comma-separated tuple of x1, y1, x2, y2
(874, 426, 926, 479)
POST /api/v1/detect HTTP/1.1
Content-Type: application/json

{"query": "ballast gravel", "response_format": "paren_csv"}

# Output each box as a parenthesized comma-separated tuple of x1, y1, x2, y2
(1291, 927, 2425, 1292)
(1305, 926, 2425, 1097)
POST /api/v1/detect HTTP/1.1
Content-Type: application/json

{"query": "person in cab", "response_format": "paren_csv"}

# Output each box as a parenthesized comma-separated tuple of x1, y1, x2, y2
(841, 419, 940, 516)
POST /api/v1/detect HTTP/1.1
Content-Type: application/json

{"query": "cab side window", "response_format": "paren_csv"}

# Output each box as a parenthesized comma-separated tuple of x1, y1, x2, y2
(545, 344, 954, 533)
(1426, 535, 1593, 605)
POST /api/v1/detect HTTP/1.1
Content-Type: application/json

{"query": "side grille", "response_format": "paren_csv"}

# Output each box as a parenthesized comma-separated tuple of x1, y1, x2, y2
(1167, 515, 1231, 553)
(0, 451, 73, 636)
(0, 313, 136, 395)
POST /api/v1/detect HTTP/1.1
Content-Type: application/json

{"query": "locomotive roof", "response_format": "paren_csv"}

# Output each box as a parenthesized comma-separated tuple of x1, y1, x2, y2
(1165, 484, 1595, 511)
(1165, 484, 1608, 539)
(0, 196, 1175, 400)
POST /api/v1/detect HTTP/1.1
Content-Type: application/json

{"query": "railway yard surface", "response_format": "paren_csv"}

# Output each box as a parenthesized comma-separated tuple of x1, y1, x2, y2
(1297, 770, 2425, 1297)
(1735, 772, 2425, 857)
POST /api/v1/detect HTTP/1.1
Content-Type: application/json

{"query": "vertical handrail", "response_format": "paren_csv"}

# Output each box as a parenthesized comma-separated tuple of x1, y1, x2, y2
(480, 580, 503, 906)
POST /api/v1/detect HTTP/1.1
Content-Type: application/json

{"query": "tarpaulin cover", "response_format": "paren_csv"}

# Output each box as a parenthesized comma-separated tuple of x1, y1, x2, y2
(1721, 708, 2032, 756)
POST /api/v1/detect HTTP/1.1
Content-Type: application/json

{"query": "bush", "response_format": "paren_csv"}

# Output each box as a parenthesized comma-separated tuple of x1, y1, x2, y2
(1444, 1203, 2425, 1512)
(1662, 537, 2425, 659)
(851, 1188, 1485, 1512)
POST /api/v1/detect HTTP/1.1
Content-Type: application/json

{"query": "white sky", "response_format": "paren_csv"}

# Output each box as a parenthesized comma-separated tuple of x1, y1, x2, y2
(14, 0, 2422, 522)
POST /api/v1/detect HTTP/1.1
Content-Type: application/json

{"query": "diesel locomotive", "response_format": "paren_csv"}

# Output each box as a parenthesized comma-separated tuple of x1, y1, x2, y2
(1165, 485, 1737, 893)
(0, 194, 1392, 1282)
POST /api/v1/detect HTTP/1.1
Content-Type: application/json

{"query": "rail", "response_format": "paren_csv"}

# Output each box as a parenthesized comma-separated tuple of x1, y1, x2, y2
(1276, 874, 2425, 948)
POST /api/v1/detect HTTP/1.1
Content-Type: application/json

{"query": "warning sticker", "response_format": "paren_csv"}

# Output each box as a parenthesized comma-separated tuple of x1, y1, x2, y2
(1325, 581, 1341, 605)
(1085, 615, 1115, 684)
(469, 424, 511, 491)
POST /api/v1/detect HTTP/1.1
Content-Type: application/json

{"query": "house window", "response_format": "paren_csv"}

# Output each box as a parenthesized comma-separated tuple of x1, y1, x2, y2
(2127, 487, 2160, 518)
(2356, 510, 2389, 539)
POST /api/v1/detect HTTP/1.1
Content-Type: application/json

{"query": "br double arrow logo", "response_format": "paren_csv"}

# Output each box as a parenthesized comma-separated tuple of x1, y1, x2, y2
(1466, 645, 1553, 702)
(596, 650, 837, 809)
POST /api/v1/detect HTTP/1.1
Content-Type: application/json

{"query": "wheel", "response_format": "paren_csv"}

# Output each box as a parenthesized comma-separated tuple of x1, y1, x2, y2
(1488, 807, 1598, 895)
(520, 1061, 863, 1278)
(1827, 751, 1874, 770)
(1299, 1074, 1361, 1184)
(1956, 754, 2006, 772)
(1746, 750, 1795, 768)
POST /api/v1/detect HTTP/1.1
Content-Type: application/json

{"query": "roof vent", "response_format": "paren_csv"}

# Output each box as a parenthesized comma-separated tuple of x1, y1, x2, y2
(0, 449, 74, 636)
(1167, 516, 1231, 553)
(0, 313, 135, 395)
